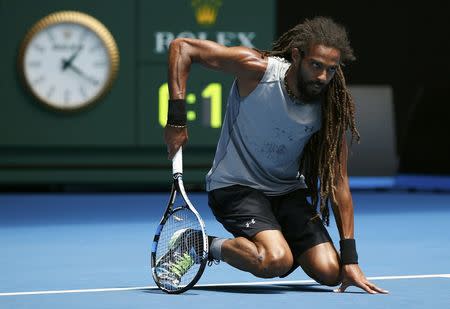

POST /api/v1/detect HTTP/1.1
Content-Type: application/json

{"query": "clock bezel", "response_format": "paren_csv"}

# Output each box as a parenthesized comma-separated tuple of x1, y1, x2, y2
(17, 10, 120, 112)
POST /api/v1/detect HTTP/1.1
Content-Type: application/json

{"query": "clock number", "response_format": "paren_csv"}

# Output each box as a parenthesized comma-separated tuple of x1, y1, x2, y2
(93, 61, 108, 67)
(46, 86, 55, 99)
(79, 28, 89, 43)
(27, 61, 41, 68)
(89, 43, 102, 53)
(64, 89, 71, 104)
(158, 82, 222, 128)
(46, 29, 55, 43)
(32, 76, 45, 85)
(33, 43, 45, 53)
(79, 86, 88, 99)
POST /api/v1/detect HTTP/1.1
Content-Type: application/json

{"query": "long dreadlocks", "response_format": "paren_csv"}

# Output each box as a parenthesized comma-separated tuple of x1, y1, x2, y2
(264, 17, 360, 225)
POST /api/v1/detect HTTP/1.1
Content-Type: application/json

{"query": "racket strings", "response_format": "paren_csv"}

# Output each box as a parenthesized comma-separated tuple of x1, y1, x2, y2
(155, 206, 205, 291)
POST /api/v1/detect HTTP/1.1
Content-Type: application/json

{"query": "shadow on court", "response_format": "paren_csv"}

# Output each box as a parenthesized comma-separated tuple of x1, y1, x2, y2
(194, 284, 331, 294)
(139, 284, 354, 295)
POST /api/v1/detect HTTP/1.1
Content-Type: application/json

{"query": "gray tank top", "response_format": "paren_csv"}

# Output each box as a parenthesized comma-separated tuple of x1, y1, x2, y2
(205, 57, 321, 195)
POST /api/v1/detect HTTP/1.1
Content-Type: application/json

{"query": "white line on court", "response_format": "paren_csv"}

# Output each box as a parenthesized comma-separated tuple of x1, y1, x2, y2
(1, 273, 449, 297)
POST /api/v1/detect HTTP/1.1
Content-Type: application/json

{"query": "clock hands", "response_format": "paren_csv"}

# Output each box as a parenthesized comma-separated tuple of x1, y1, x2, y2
(65, 62, 100, 86)
(60, 45, 99, 85)
(62, 45, 83, 71)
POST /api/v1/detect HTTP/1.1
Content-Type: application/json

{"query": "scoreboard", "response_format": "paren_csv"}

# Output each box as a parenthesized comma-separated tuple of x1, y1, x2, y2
(138, 0, 276, 148)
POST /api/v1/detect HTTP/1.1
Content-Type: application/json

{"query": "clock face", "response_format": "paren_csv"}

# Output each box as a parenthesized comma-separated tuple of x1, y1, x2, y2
(19, 12, 119, 111)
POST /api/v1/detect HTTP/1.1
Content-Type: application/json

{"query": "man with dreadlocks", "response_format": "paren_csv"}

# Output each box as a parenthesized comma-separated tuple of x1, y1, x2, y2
(164, 17, 388, 294)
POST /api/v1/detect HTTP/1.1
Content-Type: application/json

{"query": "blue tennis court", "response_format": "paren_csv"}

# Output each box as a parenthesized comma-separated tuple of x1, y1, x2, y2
(2, 0, 449, 307)
(1, 188, 449, 308)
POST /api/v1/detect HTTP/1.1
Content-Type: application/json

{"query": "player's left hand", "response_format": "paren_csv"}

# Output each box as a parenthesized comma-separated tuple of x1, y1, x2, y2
(334, 264, 389, 294)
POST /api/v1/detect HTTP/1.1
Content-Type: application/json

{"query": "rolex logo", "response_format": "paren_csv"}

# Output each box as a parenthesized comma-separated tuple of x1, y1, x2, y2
(63, 29, 72, 39)
(192, 0, 222, 26)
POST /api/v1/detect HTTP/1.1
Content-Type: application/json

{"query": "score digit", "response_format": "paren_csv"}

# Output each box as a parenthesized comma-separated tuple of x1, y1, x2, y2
(158, 83, 169, 127)
(201, 83, 222, 128)
(158, 82, 222, 128)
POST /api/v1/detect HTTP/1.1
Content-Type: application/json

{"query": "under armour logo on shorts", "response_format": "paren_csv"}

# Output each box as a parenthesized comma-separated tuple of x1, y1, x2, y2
(245, 218, 256, 228)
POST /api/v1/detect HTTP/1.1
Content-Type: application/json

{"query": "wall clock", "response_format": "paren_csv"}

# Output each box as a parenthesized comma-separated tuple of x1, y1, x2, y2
(18, 11, 119, 111)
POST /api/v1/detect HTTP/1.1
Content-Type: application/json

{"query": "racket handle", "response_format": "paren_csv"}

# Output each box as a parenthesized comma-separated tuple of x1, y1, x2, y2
(172, 147, 183, 175)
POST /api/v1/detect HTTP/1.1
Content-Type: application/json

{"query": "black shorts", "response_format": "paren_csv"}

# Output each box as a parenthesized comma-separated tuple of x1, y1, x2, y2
(208, 185, 333, 264)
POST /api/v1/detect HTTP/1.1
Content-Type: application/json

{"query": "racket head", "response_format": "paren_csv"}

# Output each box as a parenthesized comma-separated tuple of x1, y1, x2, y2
(151, 181, 208, 294)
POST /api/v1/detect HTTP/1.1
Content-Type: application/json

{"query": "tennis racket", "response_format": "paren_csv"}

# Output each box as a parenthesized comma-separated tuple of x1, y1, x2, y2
(151, 147, 209, 294)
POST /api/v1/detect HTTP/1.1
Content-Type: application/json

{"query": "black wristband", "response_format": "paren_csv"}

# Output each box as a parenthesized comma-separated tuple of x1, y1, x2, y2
(167, 99, 187, 126)
(339, 239, 358, 264)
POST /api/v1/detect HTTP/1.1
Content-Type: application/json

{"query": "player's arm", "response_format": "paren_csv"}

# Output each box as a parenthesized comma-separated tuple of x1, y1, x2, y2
(331, 137, 388, 294)
(164, 38, 267, 159)
(331, 137, 354, 241)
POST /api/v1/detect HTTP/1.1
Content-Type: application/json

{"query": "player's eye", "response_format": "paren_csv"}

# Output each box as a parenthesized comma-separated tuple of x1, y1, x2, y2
(311, 61, 322, 70)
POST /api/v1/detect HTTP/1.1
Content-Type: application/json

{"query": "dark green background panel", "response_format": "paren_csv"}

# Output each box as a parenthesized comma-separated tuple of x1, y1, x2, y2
(0, 0, 137, 146)
(0, 0, 276, 186)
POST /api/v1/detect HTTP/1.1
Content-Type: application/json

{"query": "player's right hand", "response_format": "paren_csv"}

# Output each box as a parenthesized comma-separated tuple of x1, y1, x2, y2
(164, 126, 188, 160)
(334, 264, 389, 294)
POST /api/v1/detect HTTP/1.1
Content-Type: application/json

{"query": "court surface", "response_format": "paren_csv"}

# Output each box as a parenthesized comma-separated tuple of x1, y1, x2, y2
(1, 190, 450, 308)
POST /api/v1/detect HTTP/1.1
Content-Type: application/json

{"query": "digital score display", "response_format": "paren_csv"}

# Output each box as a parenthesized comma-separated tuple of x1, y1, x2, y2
(137, 0, 275, 148)
(158, 82, 223, 129)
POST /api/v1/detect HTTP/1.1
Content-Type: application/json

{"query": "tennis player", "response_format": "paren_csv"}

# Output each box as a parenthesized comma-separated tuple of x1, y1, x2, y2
(164, 17, 388, 294)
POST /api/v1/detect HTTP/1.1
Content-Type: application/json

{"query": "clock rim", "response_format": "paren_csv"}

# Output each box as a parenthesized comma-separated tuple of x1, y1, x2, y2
(17, 10, 120, 112)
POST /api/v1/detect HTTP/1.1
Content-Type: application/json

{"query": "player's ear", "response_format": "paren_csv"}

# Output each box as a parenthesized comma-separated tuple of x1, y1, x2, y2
(291, 48, 301, 62)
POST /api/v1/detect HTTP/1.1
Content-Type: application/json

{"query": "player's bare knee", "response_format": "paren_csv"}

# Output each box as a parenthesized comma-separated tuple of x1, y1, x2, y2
(315, 262, 341, 286)
(253, 250, 293, 278)
(319, 273, 342, 287)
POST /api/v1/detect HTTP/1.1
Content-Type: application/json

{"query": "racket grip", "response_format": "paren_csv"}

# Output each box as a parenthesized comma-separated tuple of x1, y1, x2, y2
(172, 147, 183, 175)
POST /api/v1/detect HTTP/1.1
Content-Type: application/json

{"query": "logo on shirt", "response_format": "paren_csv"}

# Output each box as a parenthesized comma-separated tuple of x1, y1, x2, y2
(305, 126, 314, 133)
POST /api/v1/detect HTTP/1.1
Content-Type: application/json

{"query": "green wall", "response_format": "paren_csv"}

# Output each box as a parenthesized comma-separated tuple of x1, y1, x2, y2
(0, 0, 275, 188)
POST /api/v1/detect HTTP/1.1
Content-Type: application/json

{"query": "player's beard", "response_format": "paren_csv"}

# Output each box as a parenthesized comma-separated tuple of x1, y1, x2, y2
(296, 70, 327, 102)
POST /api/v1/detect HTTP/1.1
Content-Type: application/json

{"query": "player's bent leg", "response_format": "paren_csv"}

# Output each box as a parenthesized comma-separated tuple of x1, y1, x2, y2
(297, 241, 342, 286)
(221, 230, 293, 278)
